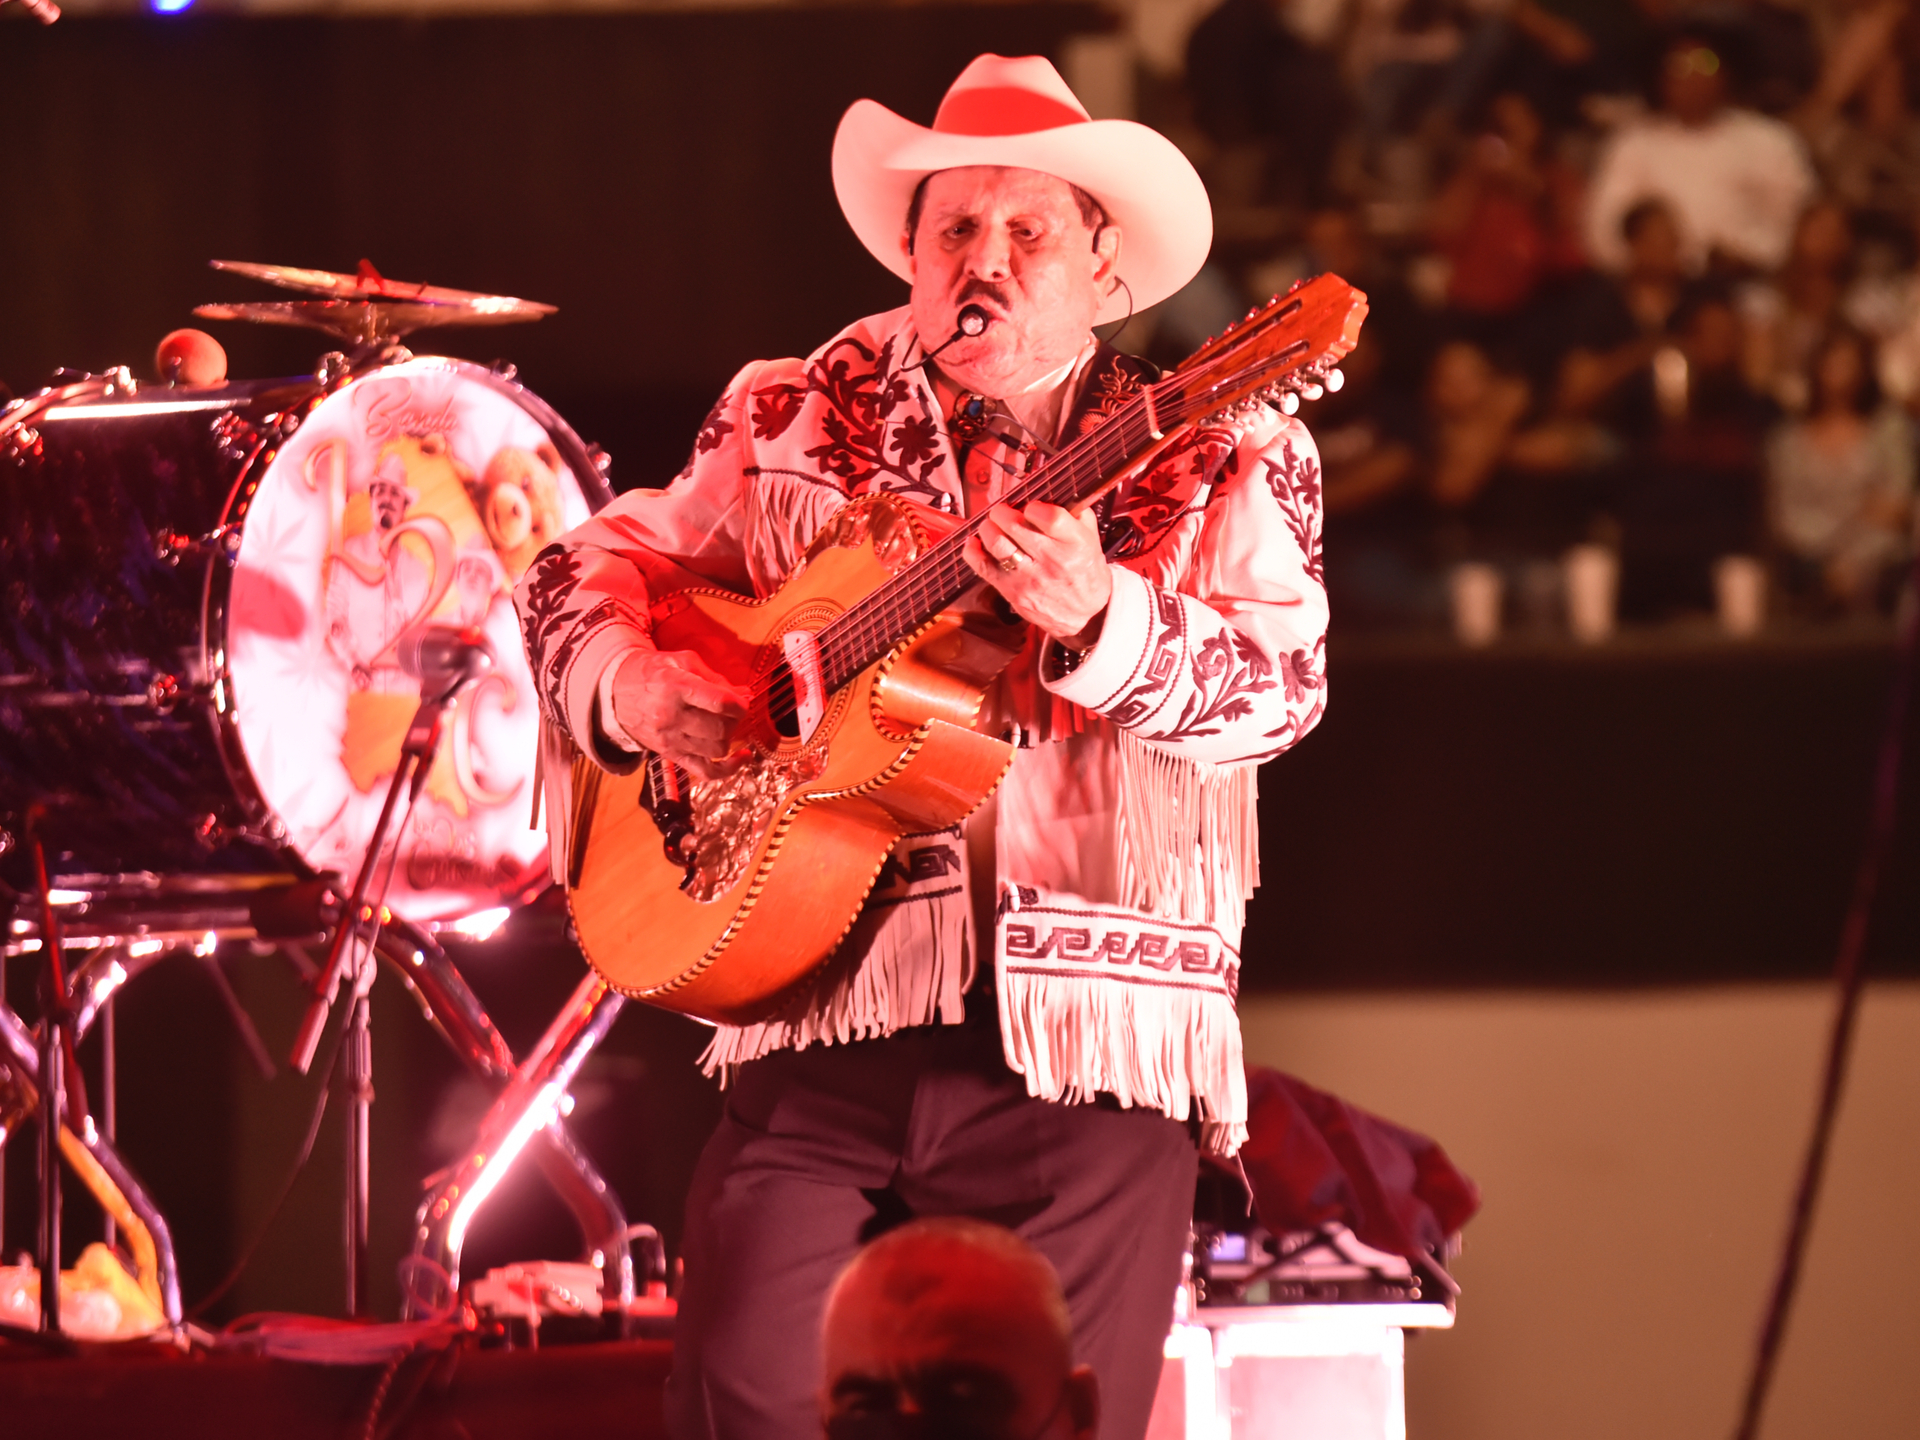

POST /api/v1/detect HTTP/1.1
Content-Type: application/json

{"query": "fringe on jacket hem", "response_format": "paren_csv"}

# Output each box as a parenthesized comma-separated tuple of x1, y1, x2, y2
(698, 888, 969, 1078)
(995, 956, 1250, 1157)
(1115, 727, 1261, 933)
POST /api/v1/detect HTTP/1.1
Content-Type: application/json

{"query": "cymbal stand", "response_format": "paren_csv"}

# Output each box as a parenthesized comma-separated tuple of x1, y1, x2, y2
(24, 812, 80, 1335)
(288, 679, 466, 1318)
(0, 1000, 182, 1329)
(408, 971, 630, 1317)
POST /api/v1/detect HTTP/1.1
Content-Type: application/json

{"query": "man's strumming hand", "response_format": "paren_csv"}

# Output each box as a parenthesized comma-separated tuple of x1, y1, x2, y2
(609, 649, 749, 779)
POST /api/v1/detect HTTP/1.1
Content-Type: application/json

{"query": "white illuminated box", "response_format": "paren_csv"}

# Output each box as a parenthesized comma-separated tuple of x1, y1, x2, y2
(1146, 1304, 1453, 1440)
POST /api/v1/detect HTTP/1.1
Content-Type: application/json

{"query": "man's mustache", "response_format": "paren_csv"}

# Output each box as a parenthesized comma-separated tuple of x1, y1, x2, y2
(956, 281, 1010, 315)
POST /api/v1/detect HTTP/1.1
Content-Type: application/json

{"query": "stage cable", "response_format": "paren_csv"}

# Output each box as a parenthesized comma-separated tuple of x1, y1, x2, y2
(1731, 552, 1920, 1440)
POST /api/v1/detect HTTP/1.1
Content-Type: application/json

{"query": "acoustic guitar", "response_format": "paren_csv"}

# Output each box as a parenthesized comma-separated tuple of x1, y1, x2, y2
(565, 275, 1368, 1023)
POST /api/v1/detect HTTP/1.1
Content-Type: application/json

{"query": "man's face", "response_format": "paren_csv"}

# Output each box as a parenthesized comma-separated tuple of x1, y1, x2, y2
(368, 479, 408, 531)
(1627, 207, 1682, 279)
(822, 1261, 1094, 1440)
(1662, 44, 1727, 126)
(904, 166, 1120, 399)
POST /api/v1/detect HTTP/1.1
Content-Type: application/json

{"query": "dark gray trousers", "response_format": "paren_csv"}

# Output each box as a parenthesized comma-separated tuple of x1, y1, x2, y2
(664, 1004, 1198, 1440)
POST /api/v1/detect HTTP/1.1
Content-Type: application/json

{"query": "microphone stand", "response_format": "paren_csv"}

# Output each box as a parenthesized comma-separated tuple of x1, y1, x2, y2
(287, 669, 471, 1318)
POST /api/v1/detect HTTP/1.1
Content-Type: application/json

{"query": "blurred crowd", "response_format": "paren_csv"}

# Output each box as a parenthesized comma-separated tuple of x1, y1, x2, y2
(1130, 0, 1920, 634)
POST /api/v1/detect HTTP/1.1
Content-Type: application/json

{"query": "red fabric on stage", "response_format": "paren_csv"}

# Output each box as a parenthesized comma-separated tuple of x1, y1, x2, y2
(1235, 1066, 1480, 1265)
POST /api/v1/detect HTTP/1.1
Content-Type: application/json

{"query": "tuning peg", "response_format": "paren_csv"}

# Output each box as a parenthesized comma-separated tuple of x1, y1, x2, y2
(1301, 381, 1325, 401)
(1277, 391, 1301, 416)
(1325, 368, 1345, 393)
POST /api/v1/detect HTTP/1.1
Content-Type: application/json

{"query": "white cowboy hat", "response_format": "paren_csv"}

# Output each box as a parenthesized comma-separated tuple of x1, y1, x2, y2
(832, 53, 1213, 325)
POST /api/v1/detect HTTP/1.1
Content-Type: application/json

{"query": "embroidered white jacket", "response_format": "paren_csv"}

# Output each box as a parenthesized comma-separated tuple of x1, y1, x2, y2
(513, 307, 1328, 1152)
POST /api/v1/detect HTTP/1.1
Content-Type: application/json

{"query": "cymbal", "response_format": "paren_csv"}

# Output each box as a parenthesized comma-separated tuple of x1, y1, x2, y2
(197, 259, 555, 342)
(210, 259, 555, 314)
(193, 299, 548, 345)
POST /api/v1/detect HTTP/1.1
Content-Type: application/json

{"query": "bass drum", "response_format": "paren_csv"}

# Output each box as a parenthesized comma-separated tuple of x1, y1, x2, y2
(0, 356, 611, 922)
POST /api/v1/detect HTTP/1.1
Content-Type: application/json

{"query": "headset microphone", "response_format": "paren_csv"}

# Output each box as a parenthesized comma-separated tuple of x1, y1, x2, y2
(913, 304, 995, 370)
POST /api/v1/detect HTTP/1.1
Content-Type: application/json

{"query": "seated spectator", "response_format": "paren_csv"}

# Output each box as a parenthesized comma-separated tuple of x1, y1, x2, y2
(1616, 289, 1776, 617)
(1425, 338, 1610, 560)
(1584, 31, 1816, 275)
(820, 1218, 1098, 1440)
(1554, 197, 1691, 420)
(1740, 197, 1855, 411)
(1324, 338, 1604, 626)
(1765, 325, 1916, 612)
(1429, 91, 1587, 326)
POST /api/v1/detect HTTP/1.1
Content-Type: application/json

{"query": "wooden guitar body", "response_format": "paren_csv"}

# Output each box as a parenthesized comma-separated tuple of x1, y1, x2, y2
(565, 492, 1023, 1024)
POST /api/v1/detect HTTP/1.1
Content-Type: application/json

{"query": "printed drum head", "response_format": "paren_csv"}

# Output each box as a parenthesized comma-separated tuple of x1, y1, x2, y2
(226, 360, 592, 921)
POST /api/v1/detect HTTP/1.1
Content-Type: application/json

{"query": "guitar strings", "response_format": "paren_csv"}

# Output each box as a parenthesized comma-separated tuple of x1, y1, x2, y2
(747, 374, 1190, 720)
(745, 317, 1323, 718)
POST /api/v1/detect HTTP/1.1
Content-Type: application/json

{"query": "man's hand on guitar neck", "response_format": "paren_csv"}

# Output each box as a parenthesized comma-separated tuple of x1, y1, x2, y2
(608, 648, 750, 780)
(963, 500, 1112, 652)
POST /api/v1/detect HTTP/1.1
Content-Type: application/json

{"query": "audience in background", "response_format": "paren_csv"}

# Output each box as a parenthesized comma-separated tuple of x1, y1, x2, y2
(1765, 325, 1916, 612)
(1583, 30, 1815, 274)
(1148, 0, 1920, 634)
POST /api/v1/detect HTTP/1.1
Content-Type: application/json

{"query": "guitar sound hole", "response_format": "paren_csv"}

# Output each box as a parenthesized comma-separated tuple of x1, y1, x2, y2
(767, 660, 800, 740)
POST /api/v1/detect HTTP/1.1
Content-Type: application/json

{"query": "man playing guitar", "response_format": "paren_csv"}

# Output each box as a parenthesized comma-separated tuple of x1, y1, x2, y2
(516, 54, 1331, 1440)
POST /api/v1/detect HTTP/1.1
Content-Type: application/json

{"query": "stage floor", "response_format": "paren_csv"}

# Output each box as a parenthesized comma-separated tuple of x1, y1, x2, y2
(0, 1335, 672, 1439)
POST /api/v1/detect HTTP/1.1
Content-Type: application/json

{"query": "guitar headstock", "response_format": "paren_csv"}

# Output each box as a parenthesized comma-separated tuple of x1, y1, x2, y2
(1165, 273, 1369, 424)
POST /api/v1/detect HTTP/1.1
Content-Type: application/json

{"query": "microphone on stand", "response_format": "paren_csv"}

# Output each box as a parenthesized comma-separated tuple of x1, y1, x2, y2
(288, 625, 497, 1073)
(398, 625, 496, 701)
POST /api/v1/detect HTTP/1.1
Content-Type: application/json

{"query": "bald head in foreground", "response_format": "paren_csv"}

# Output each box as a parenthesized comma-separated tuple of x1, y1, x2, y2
(821, 1219, 1100, 1440)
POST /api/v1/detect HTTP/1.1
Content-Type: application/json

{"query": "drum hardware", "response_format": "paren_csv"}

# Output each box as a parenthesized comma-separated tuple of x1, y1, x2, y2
(0, 1006, 182, 1333)
(4, 896, 633, 1323)
(196, 259, 558, 345)
(314, 352, 352, 390)
(3, 291, 639, 1320)
(23, 809, 82, 1335)
(285, 627, 505, 1317)
(407, 970, 631, 1326)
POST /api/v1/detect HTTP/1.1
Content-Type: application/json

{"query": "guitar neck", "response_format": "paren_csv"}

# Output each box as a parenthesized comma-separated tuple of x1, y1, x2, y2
(814, 361, 1253, 692)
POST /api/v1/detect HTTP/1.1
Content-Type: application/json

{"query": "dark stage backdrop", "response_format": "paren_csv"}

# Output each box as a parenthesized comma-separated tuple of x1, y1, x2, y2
(0, 6, 1109, 483)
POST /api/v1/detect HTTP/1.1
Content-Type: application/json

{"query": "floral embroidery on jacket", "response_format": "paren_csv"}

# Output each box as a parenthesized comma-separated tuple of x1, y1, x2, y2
(1143, 628, 1279, 744)
(1263, 438, 1324, 587)
(748, 335, 950, 502)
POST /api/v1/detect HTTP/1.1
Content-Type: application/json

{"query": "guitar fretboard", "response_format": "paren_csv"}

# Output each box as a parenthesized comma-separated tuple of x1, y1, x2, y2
(810, 330, 1309, 692)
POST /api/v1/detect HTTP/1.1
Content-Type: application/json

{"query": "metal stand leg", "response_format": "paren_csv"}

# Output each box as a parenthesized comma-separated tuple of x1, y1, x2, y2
(0, 1002, 183, 1328)
(36, 1008, 61, 1333)
(343, 994, 374, 1318)
(101, 996, 115, 1251)
(408, 972, 631, 1315)
(373, 923, 635, 1313)
(27, 817, 71, 1336)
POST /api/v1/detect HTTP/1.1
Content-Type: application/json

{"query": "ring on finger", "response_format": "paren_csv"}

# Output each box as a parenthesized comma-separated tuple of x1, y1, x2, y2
(995, 547, 1030, 573)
